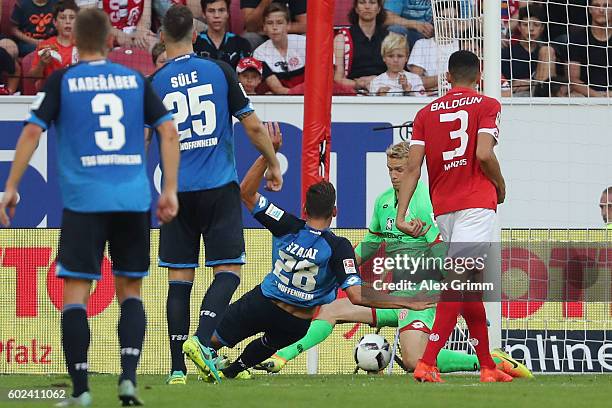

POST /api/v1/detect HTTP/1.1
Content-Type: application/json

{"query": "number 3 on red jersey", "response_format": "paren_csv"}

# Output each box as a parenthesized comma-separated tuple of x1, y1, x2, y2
(440, 110, 469, 161)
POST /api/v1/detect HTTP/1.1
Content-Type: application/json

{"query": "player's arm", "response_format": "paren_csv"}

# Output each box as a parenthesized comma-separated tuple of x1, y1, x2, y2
(0, 70, 63, 226)
(240, 122, 281, 212)
(333, 240, 435, 311)
(345, 285, 435, 311)
(476, 100, 506, 204)
(395, 144, 428, 237)
(217, 60, 283, 191)
(143, 77, 180, 223)
(476, 133, 505, 204)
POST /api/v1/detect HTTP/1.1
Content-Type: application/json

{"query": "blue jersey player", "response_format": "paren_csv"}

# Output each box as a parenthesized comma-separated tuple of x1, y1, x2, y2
(148, 5, 282, 385)
(0, 9, 180, 407)
(205, 126, 435, 380)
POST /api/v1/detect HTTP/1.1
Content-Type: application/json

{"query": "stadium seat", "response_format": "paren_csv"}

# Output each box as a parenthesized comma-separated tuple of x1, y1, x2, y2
(108, 47, 156, 76)
(229, 0, 245, 35)
(20, 51, 38, 96)
(1, 0, 16, 36)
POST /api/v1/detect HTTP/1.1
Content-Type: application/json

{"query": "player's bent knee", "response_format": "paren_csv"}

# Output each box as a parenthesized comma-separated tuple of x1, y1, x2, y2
(168, 268, 195, 282)
(62, 278, 93, 305)
(402, 355, 419, 372)
(115, 276, 143, 303)
(212, 264, 242, 277)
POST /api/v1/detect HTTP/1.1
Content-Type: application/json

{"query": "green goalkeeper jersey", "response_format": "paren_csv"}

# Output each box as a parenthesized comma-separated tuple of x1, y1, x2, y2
(354, 181, 440, 261)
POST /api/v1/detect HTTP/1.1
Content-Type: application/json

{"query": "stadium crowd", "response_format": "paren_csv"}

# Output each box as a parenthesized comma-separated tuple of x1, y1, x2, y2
(0, 0, 609, 96)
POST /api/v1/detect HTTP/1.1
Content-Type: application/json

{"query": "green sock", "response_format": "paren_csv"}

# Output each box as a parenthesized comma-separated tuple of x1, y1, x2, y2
(275, 320, 334, 362)
(436, 349, 480, 373)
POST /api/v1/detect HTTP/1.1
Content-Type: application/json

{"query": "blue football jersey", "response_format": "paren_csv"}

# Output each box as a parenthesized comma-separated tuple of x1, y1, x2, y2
(149, 54, 254, 192)
(253, 195, 362, 308)
(27, 60, 172, 212)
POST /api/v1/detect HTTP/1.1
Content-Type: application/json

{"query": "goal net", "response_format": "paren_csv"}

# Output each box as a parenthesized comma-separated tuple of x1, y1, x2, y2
(430, 0, 612, 373)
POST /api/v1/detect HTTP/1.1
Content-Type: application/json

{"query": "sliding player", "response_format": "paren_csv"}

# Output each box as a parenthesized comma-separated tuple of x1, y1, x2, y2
(201, 126, 435, 381)
(149, 5, 282, 385)
(396, 50, 510, 383)
(257, 142, 529, 378)
(0, 9, 179, 406)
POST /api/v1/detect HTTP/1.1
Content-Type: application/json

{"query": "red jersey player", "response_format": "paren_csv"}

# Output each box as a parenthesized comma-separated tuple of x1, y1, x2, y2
(395, 50, 512, 383)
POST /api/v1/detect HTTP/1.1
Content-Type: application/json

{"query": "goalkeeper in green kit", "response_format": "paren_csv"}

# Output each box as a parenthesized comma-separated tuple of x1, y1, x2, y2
(256, 141, 531, 378)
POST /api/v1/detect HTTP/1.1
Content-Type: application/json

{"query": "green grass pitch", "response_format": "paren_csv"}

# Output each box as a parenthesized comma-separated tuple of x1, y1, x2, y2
(0, 374, 610, 408)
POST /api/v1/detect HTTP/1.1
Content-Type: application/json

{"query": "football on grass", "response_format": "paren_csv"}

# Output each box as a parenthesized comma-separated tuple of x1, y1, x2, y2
(354, 334, 391, 372)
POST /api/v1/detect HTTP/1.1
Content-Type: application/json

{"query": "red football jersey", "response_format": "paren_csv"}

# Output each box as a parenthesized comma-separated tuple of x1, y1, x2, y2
(411, 87, 501, 217)
(101, 0, 144, 30)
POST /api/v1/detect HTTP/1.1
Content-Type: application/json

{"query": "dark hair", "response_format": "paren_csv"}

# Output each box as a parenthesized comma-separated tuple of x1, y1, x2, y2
(533, 76, 568, 97)
(74, 8, 111, 54)
(448, 50, 480, 83)
(163, 4, 194, 42)
(200, 0, 230, 11)
(263, 2, 290, 22)
(151, 42, 166, 64)
(53, 0, 79, 19)
(348, 0, 386, 26)
(518, 5, 546, 22)
(305, 181, 336, 219)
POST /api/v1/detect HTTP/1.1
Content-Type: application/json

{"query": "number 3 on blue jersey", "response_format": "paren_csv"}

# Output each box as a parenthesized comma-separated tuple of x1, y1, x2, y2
(163, 84, 217, 141)
(91, 93, 126, 151)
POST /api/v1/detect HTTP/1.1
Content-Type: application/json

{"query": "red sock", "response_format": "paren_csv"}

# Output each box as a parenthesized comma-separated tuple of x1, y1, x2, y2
(462, 301, 496, 369)
(421, 301, 462, 366)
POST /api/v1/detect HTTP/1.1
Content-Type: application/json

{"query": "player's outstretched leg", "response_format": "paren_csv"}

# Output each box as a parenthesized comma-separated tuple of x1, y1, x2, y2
(255, 319, 335, 373)
(117, 295, 146, 405)
(222, 336, 276, 379)
(166, 279, 192, 384)
(57, 302, 92, 407)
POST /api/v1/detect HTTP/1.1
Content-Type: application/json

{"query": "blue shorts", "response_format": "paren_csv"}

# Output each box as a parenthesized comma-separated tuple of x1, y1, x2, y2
(159, 182, 245, 268)
(57, 209, 150, 280)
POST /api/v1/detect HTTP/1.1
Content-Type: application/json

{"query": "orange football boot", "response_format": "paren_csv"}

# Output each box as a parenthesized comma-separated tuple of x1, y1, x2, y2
(413, 360, 445, 383)
(480, 367, 513, 382)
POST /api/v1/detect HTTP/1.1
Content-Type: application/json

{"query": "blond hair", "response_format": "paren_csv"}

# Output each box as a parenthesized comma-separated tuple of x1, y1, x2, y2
(381, 32, 408, 58)
(385, 141, 410, 159)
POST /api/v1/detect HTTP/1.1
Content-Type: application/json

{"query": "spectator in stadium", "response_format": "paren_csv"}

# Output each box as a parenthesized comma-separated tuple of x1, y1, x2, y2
(152, 0, 203, 25)
(501, 0, 524, 48)
(407, 0, 459, 92)
(568, 0, 612, 97)
(194, 0, 251, 69)
(99, 0, 157, 49)
(10, 0, 58, 56)
(502, 6, 557, 96)
(0, 47, 20, 95)
(532, 76, 570, 98)
(241, 0, 307, 49)
(334, 0, 388, 93)
(0, 6, 20, 61)
(252, 3, 305, 94)
(370, 32, 424, 96)
(152, 41, 167, 68)
(28, 0, 79, 91)
(600, 187, 612, 229)
(383, 0, 434, 48)
(236, 56, 263, 95)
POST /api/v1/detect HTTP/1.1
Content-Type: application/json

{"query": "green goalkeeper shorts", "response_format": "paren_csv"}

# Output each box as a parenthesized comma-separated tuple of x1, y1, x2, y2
(372, 293, 436, 335)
